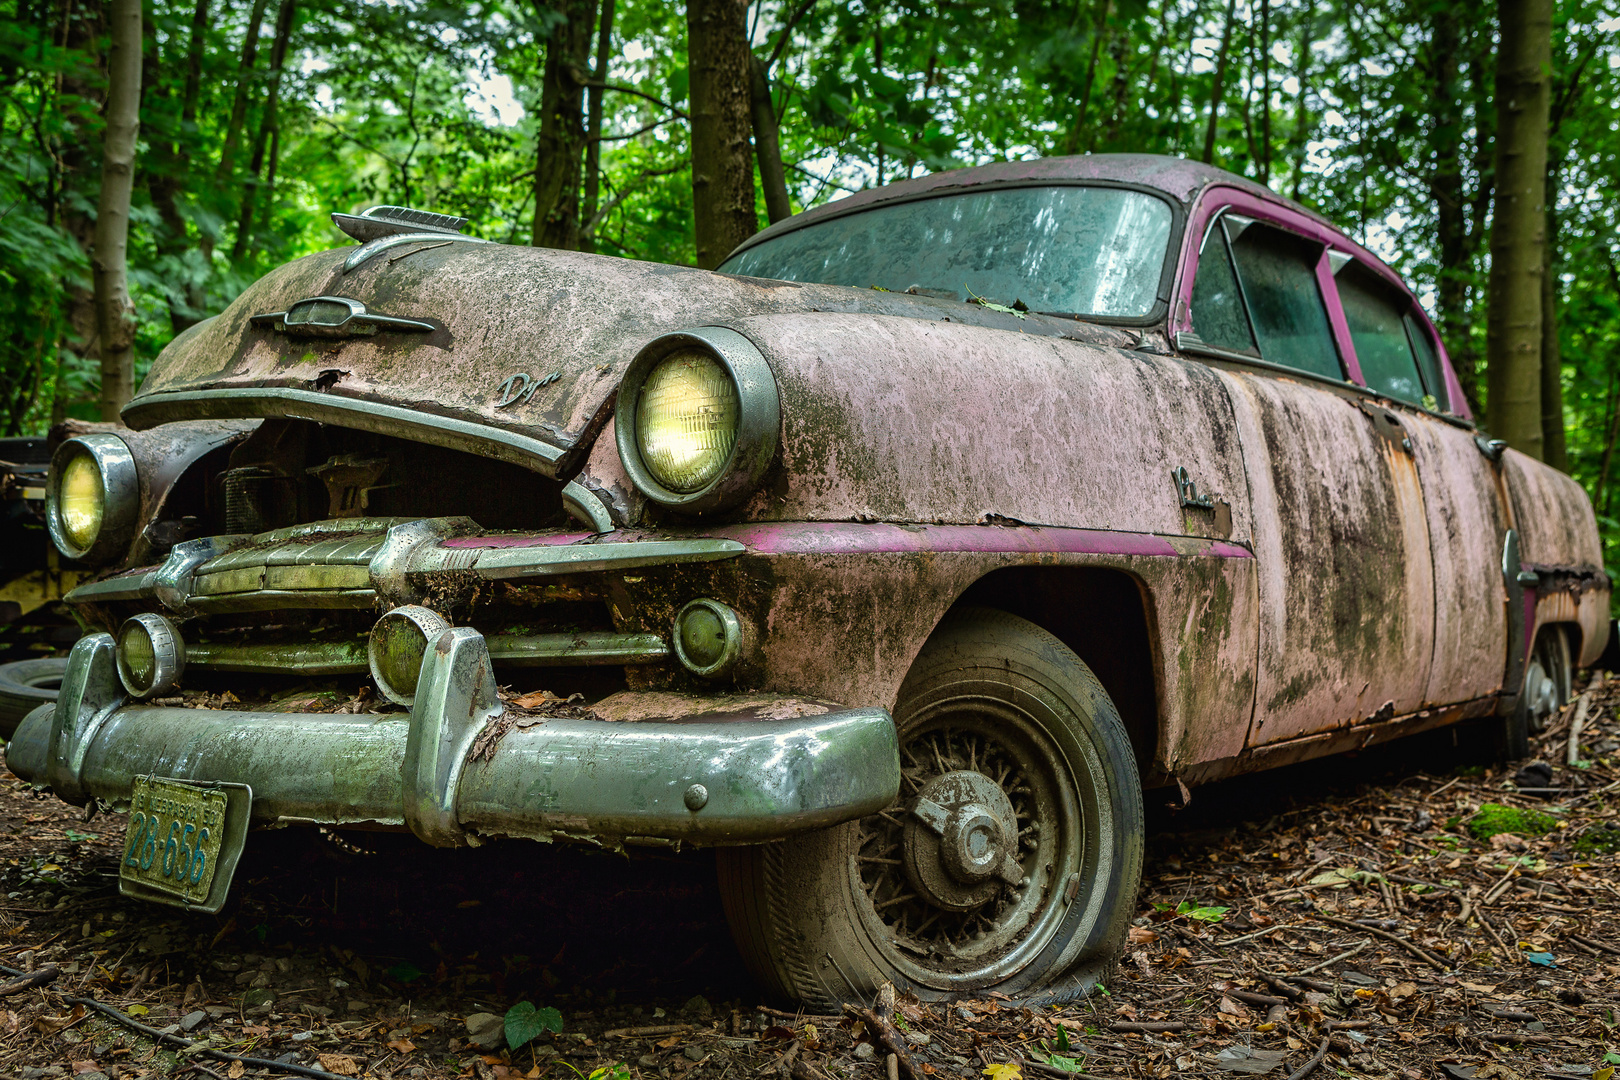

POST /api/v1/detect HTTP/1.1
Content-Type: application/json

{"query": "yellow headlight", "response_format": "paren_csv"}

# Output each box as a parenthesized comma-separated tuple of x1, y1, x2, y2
(636, 350, 740, 493)
(57, 453, 105, 551)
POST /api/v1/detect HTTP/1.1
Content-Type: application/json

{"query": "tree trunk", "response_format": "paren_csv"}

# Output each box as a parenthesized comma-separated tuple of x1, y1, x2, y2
(1484, 0, 1551, 457)
(1539, 161, 1565, 469)
(531, 0, 597, 249)
(1289, 4, 1310, 200)
(687, 0, 757, 268)
(580, 0, 615, 253)
(231, 0, 295, 262)
(1425, 3, 1478, 409)
(1201, 0, 1238, 165)
(216, 0, 270, 184)
(1258, 0, 1270, 183)
(751, 55, 791, 223)
(1063, 0, 1110, 155)
(152, 0, 210, 333)
(93, 0, 142, 421)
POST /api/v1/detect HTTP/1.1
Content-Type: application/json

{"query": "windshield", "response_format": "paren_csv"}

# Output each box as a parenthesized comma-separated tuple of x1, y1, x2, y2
(719, 185, 1174, 319)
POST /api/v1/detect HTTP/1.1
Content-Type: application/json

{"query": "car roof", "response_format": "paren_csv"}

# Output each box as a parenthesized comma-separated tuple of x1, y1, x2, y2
(729, 153, 1330, 259)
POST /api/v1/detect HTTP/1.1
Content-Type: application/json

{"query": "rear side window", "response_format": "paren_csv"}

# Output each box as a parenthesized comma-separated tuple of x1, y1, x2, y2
(1189, 224, 1258, 354)
(1188, 215, 1344, 381)
(1404, 312, 1449, 411)
(1227, 224, 1343, 381)
(1338, 263, 1426, 405)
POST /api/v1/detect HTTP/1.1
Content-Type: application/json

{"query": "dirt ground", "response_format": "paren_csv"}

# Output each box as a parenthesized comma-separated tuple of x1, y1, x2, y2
(1, 677, 1616, 1080)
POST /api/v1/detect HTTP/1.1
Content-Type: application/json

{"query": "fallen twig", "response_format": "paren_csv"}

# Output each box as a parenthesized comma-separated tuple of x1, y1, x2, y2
(0, 965, 58, 996)
(1481, 1006, 1536, 1022)
(604, 1023, 695, 1038)
(1283, 1036, 1330, 1080)
(1306, 913, 1449, 971)
(1225, 988, 1289, 1008)
(1295, 941, 1371, 976)
(842, 1004, 919, 1080)
(1104, 1021, 1186, 1033)
(756, 1006, 843, 1022)
(0, 961, 343, 1080)
(1570, 933, 1620, 956)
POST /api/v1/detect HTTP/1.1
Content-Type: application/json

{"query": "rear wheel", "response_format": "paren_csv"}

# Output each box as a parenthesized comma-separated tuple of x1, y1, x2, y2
(717, 608, 1143, 1006)
(1501, 626, 1572, 759)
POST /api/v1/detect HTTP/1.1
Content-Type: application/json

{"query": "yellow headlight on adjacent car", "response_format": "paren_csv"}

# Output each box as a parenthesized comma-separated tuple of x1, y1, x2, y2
(636, 350, 741, 493)
(57, 452, 106, 551)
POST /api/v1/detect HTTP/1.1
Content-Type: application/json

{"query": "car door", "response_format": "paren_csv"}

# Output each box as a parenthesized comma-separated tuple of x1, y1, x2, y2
(1330, 258, 1510, 707)
(1174, 199, 1435, 746)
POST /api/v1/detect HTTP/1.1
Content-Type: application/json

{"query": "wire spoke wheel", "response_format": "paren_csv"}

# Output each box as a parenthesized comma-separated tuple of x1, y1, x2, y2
(717, 608, 1142, 1006)
(852, 702, 1084, 987)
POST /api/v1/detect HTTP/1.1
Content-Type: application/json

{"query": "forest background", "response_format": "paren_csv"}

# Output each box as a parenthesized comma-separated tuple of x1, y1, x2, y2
(2, 0, 1619, 574)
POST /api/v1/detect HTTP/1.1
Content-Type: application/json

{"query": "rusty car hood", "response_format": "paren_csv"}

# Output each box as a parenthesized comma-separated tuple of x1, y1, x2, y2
(126, 241, 1137, 475)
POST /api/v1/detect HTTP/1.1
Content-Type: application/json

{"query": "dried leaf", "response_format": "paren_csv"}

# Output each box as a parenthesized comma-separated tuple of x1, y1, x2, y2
(316, 1053, 360, 1077)
(983, 1064, 1022, 1080)
(227, 1061, 246, 1080)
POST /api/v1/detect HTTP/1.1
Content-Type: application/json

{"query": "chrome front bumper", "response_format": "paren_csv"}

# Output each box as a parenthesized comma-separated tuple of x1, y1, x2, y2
(5, 629, 901, 848)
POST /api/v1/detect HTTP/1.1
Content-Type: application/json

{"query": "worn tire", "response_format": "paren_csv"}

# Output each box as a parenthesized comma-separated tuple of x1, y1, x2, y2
(0, 657, 66, 741)
(1499, 626, 1573, 760)
(717, 608, 1143, 1007)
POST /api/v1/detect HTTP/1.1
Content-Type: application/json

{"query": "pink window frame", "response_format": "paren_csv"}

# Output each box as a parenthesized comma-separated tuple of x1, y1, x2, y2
(1169, 186, 1472, 420)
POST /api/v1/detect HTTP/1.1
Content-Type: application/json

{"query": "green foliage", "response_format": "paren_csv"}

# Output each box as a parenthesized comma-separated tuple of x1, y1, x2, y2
(1466, 803, 1559, 841)
(1572, 823, 1620, 856)
(505, 1000, 564, 1050)
(1152, 900, 1230, 922)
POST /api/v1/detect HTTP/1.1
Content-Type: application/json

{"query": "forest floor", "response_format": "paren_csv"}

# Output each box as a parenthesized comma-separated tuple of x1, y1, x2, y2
(0, 680, 1616, 1080)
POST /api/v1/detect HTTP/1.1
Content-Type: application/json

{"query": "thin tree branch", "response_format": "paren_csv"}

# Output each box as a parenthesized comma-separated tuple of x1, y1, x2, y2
(581, 79, 688, 120)
(764, 0, 817, 72)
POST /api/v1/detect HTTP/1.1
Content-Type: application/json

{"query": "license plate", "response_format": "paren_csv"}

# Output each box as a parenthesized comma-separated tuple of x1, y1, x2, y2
(119, 776, 251, 913)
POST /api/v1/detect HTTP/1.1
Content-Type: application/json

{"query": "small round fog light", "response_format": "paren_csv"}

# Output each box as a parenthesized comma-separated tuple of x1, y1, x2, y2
(369, 605, 451, 706)
(672, 599, 742, 679)
(116, 614, 185, 699)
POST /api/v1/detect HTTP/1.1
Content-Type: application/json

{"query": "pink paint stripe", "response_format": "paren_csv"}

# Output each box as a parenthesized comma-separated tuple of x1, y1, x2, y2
(712, 521, 1253, 559)
(442, 522, 1254, 560)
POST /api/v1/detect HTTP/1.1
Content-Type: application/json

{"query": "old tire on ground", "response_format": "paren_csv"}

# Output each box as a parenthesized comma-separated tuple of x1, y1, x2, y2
(717, 608, 1143, 1007)
(0, 657, 66, 741)
(1500, 626, 1572, 759)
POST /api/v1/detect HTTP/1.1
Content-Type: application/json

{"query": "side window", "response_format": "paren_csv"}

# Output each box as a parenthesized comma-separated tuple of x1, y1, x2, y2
(1338, 262, 1426, 405)
(1190, 223, 1258, 354)
(1404, 312, 1449, 411)
(1226, 223, 1343, 381)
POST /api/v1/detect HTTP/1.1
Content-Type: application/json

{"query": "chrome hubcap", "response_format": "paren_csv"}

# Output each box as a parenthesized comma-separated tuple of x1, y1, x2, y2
(905, 770, 1026, 910)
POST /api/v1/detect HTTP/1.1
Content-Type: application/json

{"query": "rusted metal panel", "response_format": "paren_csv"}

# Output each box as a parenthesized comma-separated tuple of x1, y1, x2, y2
(1400, 413, 1511, 702)
(1500, 450, 1610, 666)
(618, 524, 1258, 781)
(1217, 370, 1434, 744)
(725, 312, 1253, 543)
(125, 244, 1137, 472)
(1501, 450, 1604, 569)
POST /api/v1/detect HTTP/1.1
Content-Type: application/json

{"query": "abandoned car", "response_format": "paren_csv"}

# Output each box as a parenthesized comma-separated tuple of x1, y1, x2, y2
(3, 154, 1608, 1007)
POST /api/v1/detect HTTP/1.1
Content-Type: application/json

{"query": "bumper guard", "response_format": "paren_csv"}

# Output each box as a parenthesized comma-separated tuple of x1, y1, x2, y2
(5, 630, 901, 847)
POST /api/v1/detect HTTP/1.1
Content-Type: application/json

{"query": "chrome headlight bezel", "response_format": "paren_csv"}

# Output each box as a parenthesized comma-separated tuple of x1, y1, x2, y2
(614, 326, 780, 516)
(46, 433, 140, 564)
